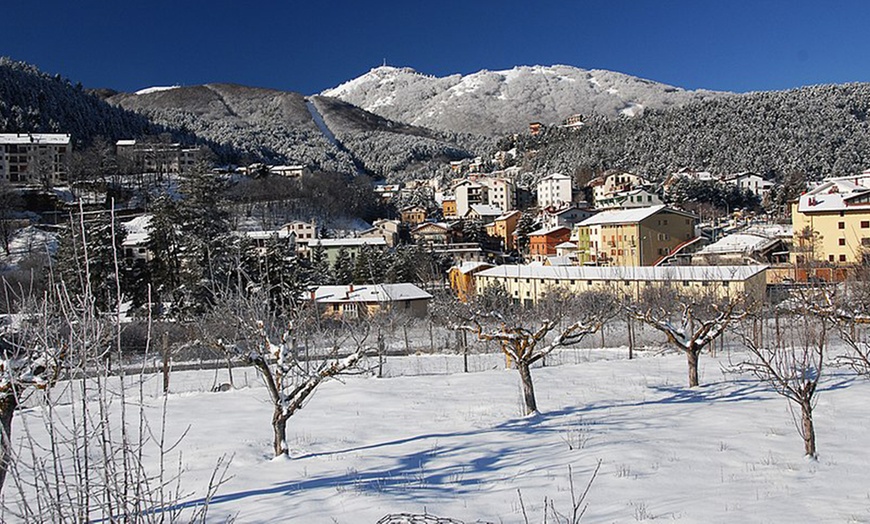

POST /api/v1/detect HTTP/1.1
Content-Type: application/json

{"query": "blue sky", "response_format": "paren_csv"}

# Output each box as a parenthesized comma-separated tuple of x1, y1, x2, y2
(2, 1, 868, 95)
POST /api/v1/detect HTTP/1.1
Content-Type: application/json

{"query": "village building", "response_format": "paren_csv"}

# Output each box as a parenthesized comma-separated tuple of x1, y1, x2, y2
(115, 139, 204, 174)
(411, 222, 457, 246)
(473, 264, 767, 306)
(528, 226, 572, 262)
(307, 237, 387, 265)
(309, 283, 433, 319)
(486, 210, 522, 251)
(576, 205, 697, 266)
(448, 261, 494, 302)
(399, 206, 428, 226)
(791, 175, 870, 266)
(0, 133, 72, 186)
(536, 173, 573, 209)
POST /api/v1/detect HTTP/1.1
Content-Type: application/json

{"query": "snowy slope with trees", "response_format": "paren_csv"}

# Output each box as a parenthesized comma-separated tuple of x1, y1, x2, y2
(322, 65, 725, 135)
(508, 83, 870, 182)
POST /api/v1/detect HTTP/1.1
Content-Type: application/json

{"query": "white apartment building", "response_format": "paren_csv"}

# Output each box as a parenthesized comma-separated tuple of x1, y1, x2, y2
(537, 173, 573, 209)
(454, 180, 489, 217)
(0, 133, 72, 185)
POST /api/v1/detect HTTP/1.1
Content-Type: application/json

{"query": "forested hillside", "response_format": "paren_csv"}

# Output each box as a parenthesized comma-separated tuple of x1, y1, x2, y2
(513, 83, 870, 181)
(0, 57, 159, 145)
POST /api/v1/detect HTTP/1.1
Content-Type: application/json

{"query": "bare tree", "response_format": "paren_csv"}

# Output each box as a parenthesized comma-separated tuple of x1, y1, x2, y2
(735, 305, 829, 458)
(627, 287, 748, 387)
(208, 290, 372, 457)
(462, 289, 617, 415)
(825, 275, 870, 376)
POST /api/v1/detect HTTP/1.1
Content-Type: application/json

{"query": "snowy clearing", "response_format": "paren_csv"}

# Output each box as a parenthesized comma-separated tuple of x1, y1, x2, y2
(8, 349, 870, 523)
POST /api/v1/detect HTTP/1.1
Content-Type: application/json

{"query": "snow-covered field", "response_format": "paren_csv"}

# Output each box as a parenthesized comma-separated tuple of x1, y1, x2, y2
(10, 348, 870, 523)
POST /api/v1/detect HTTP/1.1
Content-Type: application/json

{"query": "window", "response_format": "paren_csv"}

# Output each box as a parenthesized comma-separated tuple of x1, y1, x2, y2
(839, 238, 846, 246)
(722, 281, 730, 287)
(840, 254, 847, 262)
(587, 280, 593, 285)
(829, 254, 835, 262)
(863, 221, 870, 229)
(682, 281, 690, 287)
(838, 222, 845, 229)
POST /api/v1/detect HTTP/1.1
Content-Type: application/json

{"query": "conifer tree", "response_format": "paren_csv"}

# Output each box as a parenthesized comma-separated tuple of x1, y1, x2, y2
(332, 247, 354, 285)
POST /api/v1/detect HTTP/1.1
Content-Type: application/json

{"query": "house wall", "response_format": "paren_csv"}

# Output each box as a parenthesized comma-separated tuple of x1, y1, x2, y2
(475, 269, 766, 306)
(791, 203, 870, 265)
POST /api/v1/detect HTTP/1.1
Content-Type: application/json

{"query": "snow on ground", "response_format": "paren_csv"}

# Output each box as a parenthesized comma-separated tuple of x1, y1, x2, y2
(135, 85, 181, 95)
(0, 225, 57, 268)
(11, 348, 870, 523)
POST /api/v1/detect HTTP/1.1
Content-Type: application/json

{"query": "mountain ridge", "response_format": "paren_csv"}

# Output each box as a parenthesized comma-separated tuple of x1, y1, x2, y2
(322, 64, 727, 135)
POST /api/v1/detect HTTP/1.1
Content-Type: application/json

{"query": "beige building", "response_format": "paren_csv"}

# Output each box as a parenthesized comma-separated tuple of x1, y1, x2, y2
(473, 264, 767, 306)
(0, 133, 71, 185)
(791, 176, 870, 266)
(309, 283, 433, 319)
(589, 171, 653, 208)
(576, 205, 696, 266)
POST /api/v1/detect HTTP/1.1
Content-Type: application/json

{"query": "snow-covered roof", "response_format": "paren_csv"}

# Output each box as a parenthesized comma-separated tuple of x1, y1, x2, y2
(697, 234, 779, 255)
(540, 173, 570, 181)
(468, 204, 503, 217)
(308, 238, 387, 248)
(545, 256, 574, 266)
(578, 205, 694, 226)
(0, 133, 71, 145)
(476, 264, 767, 282)
(494, 210, 522, 221)
(528, 226, 571, 237)
(555, 241, 577, 249)
(310, 284, 433, 303)
(122, 215, 152, 246)
(796, 179, 870, 213)
(452, 261, 494, 274)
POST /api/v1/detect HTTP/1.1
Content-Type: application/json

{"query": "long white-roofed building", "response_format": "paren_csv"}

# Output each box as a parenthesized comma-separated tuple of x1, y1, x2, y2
(473, 264, 767, 306)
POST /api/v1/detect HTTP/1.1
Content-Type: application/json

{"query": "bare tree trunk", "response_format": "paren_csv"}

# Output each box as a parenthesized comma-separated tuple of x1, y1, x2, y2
(0, 396, 17, 493)
(627, 316, 634, 360)
(801, 401, 817, 458)
(273, 409, 288, 457)
(687, 346, 701, 388)
(161, 331, 170, 394)
(517, 361, 538, 415)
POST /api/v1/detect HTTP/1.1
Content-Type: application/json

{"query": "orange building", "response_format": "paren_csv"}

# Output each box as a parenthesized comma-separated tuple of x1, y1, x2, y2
(528, 226, 572, 262)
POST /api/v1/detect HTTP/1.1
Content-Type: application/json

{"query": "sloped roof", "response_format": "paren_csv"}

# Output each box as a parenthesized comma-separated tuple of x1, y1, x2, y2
(476, 264, 767, 282)
(698, 234, 779, 255)
(578, 205, 695, 226)
(528, 226, 571, 237)
(452, 261, 494, 274)
(310, 284, 433, 303)
(308, 237, 387, 248)
(796, 179, 870, 213)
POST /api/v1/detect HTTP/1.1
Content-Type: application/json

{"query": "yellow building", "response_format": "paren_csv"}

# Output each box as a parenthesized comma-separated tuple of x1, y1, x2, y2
(576, 205, 696, 266)
(448, 261, 494, 302)
(791, 176, 870, 266)
(474, 264, 767, 307)
(486, 210, 521, 251)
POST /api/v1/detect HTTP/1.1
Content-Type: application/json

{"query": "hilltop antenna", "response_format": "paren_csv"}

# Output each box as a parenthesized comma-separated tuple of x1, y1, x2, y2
(383, 58, 387, 67)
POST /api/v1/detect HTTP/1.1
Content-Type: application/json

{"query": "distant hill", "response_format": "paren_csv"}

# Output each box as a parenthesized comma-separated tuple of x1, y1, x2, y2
(512, 83, 870, 182)
(108, 84, 483, 179)
(322, 65, 725, 136)
(0, 57, 158, 145)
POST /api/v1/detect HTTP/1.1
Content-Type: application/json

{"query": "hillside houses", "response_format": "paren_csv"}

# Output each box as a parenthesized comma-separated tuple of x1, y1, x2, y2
(0, 133, 71, 186)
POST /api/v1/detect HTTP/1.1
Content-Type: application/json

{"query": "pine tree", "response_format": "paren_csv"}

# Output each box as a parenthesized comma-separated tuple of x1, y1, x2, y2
(332, 248, 354, 285)
(55, 211, 127, 312)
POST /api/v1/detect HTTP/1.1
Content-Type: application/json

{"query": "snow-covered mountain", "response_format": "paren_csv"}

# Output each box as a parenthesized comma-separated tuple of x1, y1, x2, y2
(322, 65, 725, 135)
